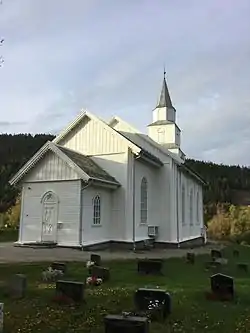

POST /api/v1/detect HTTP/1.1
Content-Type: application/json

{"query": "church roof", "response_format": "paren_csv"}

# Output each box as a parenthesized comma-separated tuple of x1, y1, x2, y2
(57, 145, 119, 185)
(155, 75, 174, 109)
(9, 141, 120, 187)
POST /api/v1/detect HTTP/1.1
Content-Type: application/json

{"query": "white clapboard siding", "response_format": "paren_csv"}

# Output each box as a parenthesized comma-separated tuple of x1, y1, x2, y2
(81, 187, 112, 246)
(59, 117, 128, 155)
(24, 151, 79, 182)
(20, 180, 81, 246)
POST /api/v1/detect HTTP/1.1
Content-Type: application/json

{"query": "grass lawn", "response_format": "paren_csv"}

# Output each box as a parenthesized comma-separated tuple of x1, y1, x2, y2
(0, 229, 18, 242)
(1, 245, 250, 332)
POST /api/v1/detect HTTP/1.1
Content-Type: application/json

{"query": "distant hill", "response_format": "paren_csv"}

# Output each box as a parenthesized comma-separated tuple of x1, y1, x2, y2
(1, 134, 250, 219)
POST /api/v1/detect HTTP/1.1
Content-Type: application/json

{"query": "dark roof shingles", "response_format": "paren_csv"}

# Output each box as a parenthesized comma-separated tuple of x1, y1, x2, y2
(58, 146, 119, 184)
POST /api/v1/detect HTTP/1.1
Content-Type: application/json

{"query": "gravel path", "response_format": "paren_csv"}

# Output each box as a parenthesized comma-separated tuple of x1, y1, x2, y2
(0, 242, 222, 263)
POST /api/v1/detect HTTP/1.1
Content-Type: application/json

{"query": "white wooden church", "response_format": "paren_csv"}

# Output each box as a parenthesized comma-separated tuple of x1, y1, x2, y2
(9, 74, 206, 250)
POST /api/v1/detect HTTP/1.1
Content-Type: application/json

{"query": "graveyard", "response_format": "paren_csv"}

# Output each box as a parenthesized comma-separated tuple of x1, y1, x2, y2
(0, 245, 250, 332)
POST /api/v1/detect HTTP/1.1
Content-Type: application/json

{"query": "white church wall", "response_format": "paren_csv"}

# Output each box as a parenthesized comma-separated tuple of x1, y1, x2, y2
(81, 186, 112, 246)
(133, 158, 172, 243)
(178, 172, 204, 242)
(59, 117, 130, 240)
(19, 180, 81, 246)
(24, 151, 79, 183)
(91, 152, 127, 241)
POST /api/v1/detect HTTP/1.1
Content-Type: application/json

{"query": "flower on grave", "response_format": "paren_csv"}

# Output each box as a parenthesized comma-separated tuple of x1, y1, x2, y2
(86, 276, 102, 286)
(147, 299, 165, 310)
(42, 267, 64, 282)
(86, 260, 95, 269)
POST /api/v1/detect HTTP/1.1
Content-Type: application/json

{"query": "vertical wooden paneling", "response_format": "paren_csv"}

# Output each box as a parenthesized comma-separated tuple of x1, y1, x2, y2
(60, 118, 128, 155)
(81, 187, 112, 245)
(24, 151, 79, 182)
(20, 180, 81, 246)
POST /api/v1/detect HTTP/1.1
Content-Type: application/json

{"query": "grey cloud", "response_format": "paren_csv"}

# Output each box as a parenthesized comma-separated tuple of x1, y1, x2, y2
(1, 0, 250, 166)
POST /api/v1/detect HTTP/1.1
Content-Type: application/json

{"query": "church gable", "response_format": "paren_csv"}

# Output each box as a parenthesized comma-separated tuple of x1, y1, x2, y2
(24, 150, 79, 182)
(54, 111, 136, 156)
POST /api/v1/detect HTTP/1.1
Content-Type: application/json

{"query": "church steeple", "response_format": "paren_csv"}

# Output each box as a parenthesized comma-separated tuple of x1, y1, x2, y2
(156, 70, 173, 109)
(147, 71, 184, 160)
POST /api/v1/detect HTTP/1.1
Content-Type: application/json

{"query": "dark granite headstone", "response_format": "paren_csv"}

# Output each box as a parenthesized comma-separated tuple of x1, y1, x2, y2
(51, 262, 66, 273)
(210, 273, 234, 299)
(186, 252, 195, 264)
(90, 254, 101, 266)
(211, 249, 222, 260)
(137, 259, 163, 275)
(56, 280, 84, 302)
(90, 266, 110, 281)
(233, 249, 239, 258)
(134, 288, 171, 320)
(237, 263, 248, 272)
(104, 314, 149, 333)
(9, 274, 27, 299)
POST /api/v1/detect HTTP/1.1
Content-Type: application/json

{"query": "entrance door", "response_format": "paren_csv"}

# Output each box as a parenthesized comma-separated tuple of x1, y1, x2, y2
(41, 191, 58, 242)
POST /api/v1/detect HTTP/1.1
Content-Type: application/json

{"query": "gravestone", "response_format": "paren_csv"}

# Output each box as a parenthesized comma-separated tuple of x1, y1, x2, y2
(233, 249, 239, 258)
(104, 314, 149, 333)
(210, 273, 234, 299)
(9, 274, 27, 299)
(211, 249, 222, 260)
(56, 280, 84, 303)
(90, 266, 110, 281)
(134, 288, 171, 320)
(205, 261, 221, 270)
(137, 259, 163, 275)
(0, 303, 3, 333)
(90, 254, 101, 266)
(186, 252, 195, 264)
(237, 263, 248, 273)
(51, 262, 66, 274)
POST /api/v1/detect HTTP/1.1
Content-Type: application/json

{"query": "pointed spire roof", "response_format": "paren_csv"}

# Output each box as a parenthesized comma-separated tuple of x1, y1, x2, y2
(156, 71, 173, 108)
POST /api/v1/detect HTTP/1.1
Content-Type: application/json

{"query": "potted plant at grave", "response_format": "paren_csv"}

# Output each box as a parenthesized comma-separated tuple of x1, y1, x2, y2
(42, 266, 64, 283)
(86, 276, 103, 287)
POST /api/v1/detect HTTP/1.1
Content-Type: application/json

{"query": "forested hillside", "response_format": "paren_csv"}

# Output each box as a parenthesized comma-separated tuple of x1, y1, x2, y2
(1, 133, 250, 219)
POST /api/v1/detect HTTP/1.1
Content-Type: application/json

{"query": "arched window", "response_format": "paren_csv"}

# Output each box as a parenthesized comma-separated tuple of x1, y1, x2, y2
(181, 184, 185, 225)
(189, 188, 193, 225)
(196, 191, 200, 224)
(140, 177, 148, 224)
(93, 195, 101, 225)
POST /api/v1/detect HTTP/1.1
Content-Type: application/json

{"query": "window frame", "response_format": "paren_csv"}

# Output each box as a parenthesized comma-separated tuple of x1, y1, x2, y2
(92, 195, 101, 226)
(189, 188, 194, 226)
(181, 184, 185, 225)
(140, 177, 148, 224)
(196, 191, 200, 225)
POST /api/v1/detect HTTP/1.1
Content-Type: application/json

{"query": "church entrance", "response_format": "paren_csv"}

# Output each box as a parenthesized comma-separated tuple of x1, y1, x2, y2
(41, 191, 58, 243)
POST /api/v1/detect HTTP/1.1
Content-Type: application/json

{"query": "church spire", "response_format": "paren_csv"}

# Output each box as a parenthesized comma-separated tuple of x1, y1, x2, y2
(156, 70, 173, 109)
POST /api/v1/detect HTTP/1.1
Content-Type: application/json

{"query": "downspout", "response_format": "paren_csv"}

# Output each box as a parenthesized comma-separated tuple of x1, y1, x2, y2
(80, 180, 93, 249)
(176, 167, 180, 248)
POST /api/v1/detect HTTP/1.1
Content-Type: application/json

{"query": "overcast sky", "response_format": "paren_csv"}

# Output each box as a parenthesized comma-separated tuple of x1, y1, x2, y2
(0, 0, 250, 166)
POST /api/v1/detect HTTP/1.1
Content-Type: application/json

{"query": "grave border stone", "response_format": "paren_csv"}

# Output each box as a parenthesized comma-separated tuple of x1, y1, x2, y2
(104, 314, 149, 333)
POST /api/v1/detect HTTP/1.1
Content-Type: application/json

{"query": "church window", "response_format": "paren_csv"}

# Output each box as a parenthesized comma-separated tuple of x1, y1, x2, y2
(140, 177, 148, 224)
(196, 191, 200, 224)
(189, 188, 193, 225)
(93, 195, 101, 225)
(157, 128, 165, 144)
(181, 184, 185, 225)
